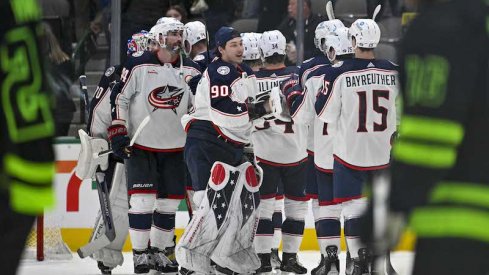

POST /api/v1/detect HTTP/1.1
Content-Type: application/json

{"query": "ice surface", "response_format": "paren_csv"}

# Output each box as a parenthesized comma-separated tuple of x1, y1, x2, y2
(18, 251, 414, 275)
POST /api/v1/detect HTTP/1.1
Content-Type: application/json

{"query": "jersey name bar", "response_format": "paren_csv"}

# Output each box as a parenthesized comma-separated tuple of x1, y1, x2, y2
(345, 73, 396, 87)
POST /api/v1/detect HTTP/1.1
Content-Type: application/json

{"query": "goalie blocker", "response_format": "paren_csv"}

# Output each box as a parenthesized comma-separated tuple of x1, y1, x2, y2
(176, 161, 262, 274)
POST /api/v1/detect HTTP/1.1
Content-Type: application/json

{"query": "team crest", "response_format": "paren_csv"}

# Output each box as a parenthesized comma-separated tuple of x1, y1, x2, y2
(193, 54, 205, 61)
(104, 66, 115, 77)
(132, 51, 144, 57)
(148, 85, 184, 110)
(217, 66, 230, 75)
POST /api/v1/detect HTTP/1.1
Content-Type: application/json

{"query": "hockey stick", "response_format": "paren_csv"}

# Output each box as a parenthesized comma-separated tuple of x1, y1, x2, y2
(325, 1, 335, 20)
(78, 163, 125, 258)
(372, 4, 382, 21)
(372, 172, 399, 275)
(79, 75, 90, 123)
(96, 114, 151, 158)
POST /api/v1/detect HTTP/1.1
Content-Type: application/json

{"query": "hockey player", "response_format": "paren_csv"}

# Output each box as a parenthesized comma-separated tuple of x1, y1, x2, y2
(241, 32, 262, 72)
(287, 28, 354, 275)
(182, 21, 213, 70)
(80, 31, 150, 274)
(384, 0, 489, 274)
(178, 26, 286, 274)
(252, 30, 309, 274)
(298, 19, 344, 87)
(298, 22, 343, 249)
(0, 2, 55, 274)
(314, 19, 398, 274)
(109, 17, 201, 274)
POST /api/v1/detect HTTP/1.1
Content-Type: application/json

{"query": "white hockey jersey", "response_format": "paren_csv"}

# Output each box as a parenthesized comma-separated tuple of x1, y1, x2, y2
(111, 51, 201, 151)
(292, 64, 334, 171)
(315, 59, 399, 170)
(251, 67, 308, 165)
(87, 65, 121, 139)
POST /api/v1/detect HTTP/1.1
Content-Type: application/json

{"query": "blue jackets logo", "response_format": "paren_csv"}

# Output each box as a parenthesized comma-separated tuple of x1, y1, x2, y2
(148, 85, 184, 109)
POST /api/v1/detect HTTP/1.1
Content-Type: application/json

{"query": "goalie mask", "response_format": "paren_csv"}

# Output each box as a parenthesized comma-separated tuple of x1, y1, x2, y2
(182, 21, 207, 55)
(348, 19, 381, 49)
(259, 30, 286, 58)
(241, 32, 261, 61)
(314, 19, 345, 52)
(149, 17, 184, 53)
(127, 30, 150, 55)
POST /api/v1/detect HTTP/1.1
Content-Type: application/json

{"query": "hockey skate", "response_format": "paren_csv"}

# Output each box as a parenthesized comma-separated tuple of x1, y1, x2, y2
(97, 261, 113, 274)
(311, 245, 340, 275)
(179, 267, 195, 275)
(133, 249, 151, 274)
(280, 252, 307, 274)
(151, 246, 178, 274)
(254, 253, 273, 274)
(270, 248, 282, 270)
(351, 248, 371, 275)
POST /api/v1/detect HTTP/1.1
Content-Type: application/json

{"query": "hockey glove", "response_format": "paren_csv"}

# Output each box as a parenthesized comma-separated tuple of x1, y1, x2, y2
(279, 74, 302, 107)
(108, 124, 131, 159)
(246, 98, 269, 121)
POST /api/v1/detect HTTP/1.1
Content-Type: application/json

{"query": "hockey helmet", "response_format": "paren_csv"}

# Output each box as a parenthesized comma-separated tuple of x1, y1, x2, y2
(241, 32, 261, 61)
(259, 30, 286, 58)
(149, 17, 184, 48)
(314, 19, 345, 51)
(183, 21, 207, 55)
(348, 19, 381, 49)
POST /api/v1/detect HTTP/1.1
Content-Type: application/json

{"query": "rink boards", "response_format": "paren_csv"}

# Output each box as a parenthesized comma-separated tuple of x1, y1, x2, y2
(51, 138, 415, 252)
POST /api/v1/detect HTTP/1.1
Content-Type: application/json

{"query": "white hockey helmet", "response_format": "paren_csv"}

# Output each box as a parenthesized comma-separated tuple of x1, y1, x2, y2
(241, 32, 261, 60)
(149, 17, 184, 48)
(348, 19, 381, 49)
(183, 21, 207, 55)
(334, 27, 354, 56)
(314, 19, 345, 51)
(259, 30, 286, 58)
(323, 34, 342, 62)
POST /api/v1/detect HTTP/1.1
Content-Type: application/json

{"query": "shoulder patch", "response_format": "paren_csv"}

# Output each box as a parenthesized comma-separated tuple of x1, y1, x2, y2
(332, 61, 344, 68)
(105, 66, 115, 77)
(217, 66, 230, 75)
(132, 51, 144, 57)
(193, 54, 205, 61)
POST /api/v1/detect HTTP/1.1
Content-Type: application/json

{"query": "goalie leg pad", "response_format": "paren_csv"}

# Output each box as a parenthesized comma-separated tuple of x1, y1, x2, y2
(211, 162, 262, 273)
(176, 162, 243, 273)
(254, 198, 275, 253)
(88, 163, 129, 267)
(151, 198, 180, 249)
(282, 198, 308, 253)
(129, 194, 155, 250)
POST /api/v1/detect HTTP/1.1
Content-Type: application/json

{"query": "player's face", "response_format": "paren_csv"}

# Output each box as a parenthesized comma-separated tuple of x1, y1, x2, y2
(220, 37, 244, 65)
(165, 30, 183, 50)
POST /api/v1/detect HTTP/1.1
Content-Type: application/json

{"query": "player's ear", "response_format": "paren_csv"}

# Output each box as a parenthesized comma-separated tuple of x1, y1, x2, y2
(218, 45, 225, 56)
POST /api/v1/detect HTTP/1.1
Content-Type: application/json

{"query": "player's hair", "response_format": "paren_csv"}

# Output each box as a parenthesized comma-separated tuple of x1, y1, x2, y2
(243, 59, 263, 68)
(264, 53, 286, 65)
(194, 39, 208, 48)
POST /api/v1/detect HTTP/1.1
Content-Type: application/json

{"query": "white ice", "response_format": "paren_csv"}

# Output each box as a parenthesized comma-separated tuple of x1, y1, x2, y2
(18, 251, 414, 275)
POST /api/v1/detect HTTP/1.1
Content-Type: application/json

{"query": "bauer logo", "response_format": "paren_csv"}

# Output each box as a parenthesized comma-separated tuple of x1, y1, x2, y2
(133, 183, 153, 188)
